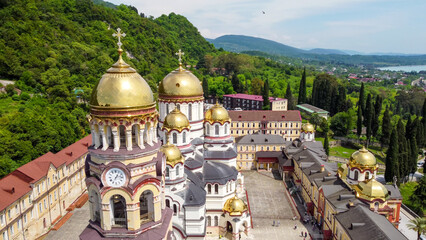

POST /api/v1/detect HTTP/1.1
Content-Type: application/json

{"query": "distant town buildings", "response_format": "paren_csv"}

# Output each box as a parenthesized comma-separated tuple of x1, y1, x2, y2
(228, 110, 302, 141)
(296, 103, 329, 119)
(223, 93, 287, 111)
(0, 136, 90, 240)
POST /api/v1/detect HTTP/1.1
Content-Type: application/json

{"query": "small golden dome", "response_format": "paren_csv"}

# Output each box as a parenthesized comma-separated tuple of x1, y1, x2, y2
(350, 146, 376, 167)
(163, 108, 190, 132)
(160, 142, 184, 167)
(223, 194, 248, 216)
(90, 50, 155, 110)
(301, 122, 315, 132)
(158, 66, 203, 98)
(356, 179, 388, 200)
(205, 102, 231, 124)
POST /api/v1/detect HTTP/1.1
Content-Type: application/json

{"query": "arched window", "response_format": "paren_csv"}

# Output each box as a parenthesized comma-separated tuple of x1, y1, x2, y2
(374, 201, 379, 211)
(173, 204, 177, 215)
(208, 184, 211, 194)
(173, 133, 177, 144)
(166, 199, 170, 208)
(166, 167, 169, 178)
(214, 216, 219, 226)
(224, 123, 228, 134)
(183, 132, 186, 143)
(215, 125, 219, 135)
(119, 125, 126, 146)
(176, 165, 180, 177)
(215, 184, 219, 194)
(188, 104, 192, 121)
(354, 170, 359, 180)
(177, 104, 180, 110)
(111, 195, 127, 227)
(207, 216, 211, 226)
(140, 191, 154, 222)
(166, 104, 169, 114)
(206, 124, 210, 135)
(365, 171, 370, 180)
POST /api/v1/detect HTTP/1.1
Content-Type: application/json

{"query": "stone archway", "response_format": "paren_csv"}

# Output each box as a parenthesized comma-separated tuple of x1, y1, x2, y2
(140, 190, 154, 224)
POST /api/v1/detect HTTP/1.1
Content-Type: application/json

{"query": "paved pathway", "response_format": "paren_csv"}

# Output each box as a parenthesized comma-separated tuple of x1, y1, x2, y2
(243, 171, 308, 240)
(45, 202, 90, 240)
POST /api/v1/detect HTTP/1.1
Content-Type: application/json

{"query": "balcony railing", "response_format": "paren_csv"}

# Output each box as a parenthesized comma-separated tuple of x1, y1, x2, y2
(112, 218, 127, 227)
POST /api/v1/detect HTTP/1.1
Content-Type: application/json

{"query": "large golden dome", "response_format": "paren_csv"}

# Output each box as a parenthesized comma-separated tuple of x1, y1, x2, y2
(160, 142, 184, 167)
(90, 50, 155, 110)
(163, 108, 190, 132)
(158, 66, 203, 98)
(223, 194, 248, 216)
(350, 146, 376, 167)
(355, 179, 388, 201)
(205, 102, 231, 124)
(301, 122, 315, 132)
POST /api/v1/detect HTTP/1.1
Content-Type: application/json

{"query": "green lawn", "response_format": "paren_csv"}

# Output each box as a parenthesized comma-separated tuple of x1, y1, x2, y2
(329, 144, 385, 164)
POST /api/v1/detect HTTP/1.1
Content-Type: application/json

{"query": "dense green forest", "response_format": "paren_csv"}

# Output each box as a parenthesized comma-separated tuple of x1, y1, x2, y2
(0, 0, 425, 183)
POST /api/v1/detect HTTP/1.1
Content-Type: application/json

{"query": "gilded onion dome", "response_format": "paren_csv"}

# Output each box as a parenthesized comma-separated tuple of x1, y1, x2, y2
(223, 194, 248, 216)
(350, 146, 377, 167)
(301, 122, 315, 132)
(355, 178, 389, 201)
(158, 65, 203, 98)
(163, 108, 190, 132)
(205, 102, 231, 124)
(160, 142, 184, 167)
(90, 49, 155, 110)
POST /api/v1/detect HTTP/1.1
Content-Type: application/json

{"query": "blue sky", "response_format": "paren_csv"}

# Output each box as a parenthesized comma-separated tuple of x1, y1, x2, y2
(108, 0, 426, 54)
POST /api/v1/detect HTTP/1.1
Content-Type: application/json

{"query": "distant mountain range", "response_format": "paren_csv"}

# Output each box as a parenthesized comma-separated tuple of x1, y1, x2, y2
(207, 35, 426, 66)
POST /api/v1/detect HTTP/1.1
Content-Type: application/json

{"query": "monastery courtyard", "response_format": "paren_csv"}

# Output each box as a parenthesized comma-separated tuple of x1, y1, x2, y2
(241, 171, 309, 240)
(46, 170, 308, 240)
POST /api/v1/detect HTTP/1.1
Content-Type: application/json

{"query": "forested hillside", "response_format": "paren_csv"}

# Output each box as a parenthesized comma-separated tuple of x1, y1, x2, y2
(0, 0, 305, 177)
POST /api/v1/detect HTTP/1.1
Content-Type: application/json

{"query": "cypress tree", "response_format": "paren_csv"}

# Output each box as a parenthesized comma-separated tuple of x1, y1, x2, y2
(381, 105, 391, 148)
(409, 138, 418, 179)
(385, 128, 399, 183)
(372, 95, 382, 137)
(285, 82, 295, 110)
(262, 79, 270, 110)
(397, 119, 408, 180)
(202, 78, 209, 98)
(298, 67, 307, 104)
(324, 122, 330, 156)
(366, 95, 374, 146)
(364, 94, 371, 125)
(357, 106, 362, 139)
(359, 82, 365, 116)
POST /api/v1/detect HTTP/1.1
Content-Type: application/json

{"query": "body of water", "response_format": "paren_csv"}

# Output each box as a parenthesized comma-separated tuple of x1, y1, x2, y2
(377, 65, 426, 72)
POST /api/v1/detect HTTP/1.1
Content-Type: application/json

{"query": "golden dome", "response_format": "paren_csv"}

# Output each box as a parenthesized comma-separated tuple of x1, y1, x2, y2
(205, 102, 231, 124)
(355, 179, 388, 201)
(158, 66, 203, 98)
(163, 108, 190, 132)
(160, 142, 184, 167)
(301, 122, 315, 132)
(223, 194, 248, 216)
(350, 146, 376, 167)
(90, 50, 155, 110)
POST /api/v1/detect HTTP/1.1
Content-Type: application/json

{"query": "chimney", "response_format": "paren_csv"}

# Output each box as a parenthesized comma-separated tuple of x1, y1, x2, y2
(11, 187, 15, 194)
(66, 152, 73, 156)
(320, 165, 325, 172)
(350, 223, 365, 229)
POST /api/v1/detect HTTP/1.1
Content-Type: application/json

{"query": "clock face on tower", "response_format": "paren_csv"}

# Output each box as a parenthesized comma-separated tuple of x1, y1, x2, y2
(105, 168, 126, 187)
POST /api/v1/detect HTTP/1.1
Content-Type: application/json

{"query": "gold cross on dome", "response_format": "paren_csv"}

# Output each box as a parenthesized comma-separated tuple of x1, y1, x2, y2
(175, 49, 184, 65)
(112, 28, 126, 49)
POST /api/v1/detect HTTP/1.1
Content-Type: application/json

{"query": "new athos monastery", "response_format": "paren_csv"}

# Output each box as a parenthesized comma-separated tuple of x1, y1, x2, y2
(79, 29, 249, 240)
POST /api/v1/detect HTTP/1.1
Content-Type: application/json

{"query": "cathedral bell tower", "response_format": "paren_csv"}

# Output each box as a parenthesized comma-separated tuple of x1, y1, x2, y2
(80, 29, 172, 240)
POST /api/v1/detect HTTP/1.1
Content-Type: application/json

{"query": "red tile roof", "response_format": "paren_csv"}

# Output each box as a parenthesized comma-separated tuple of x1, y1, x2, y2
(223, 93, 286, 102)
(0, 135, 92, 212)
(228, 110, 302, 122)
